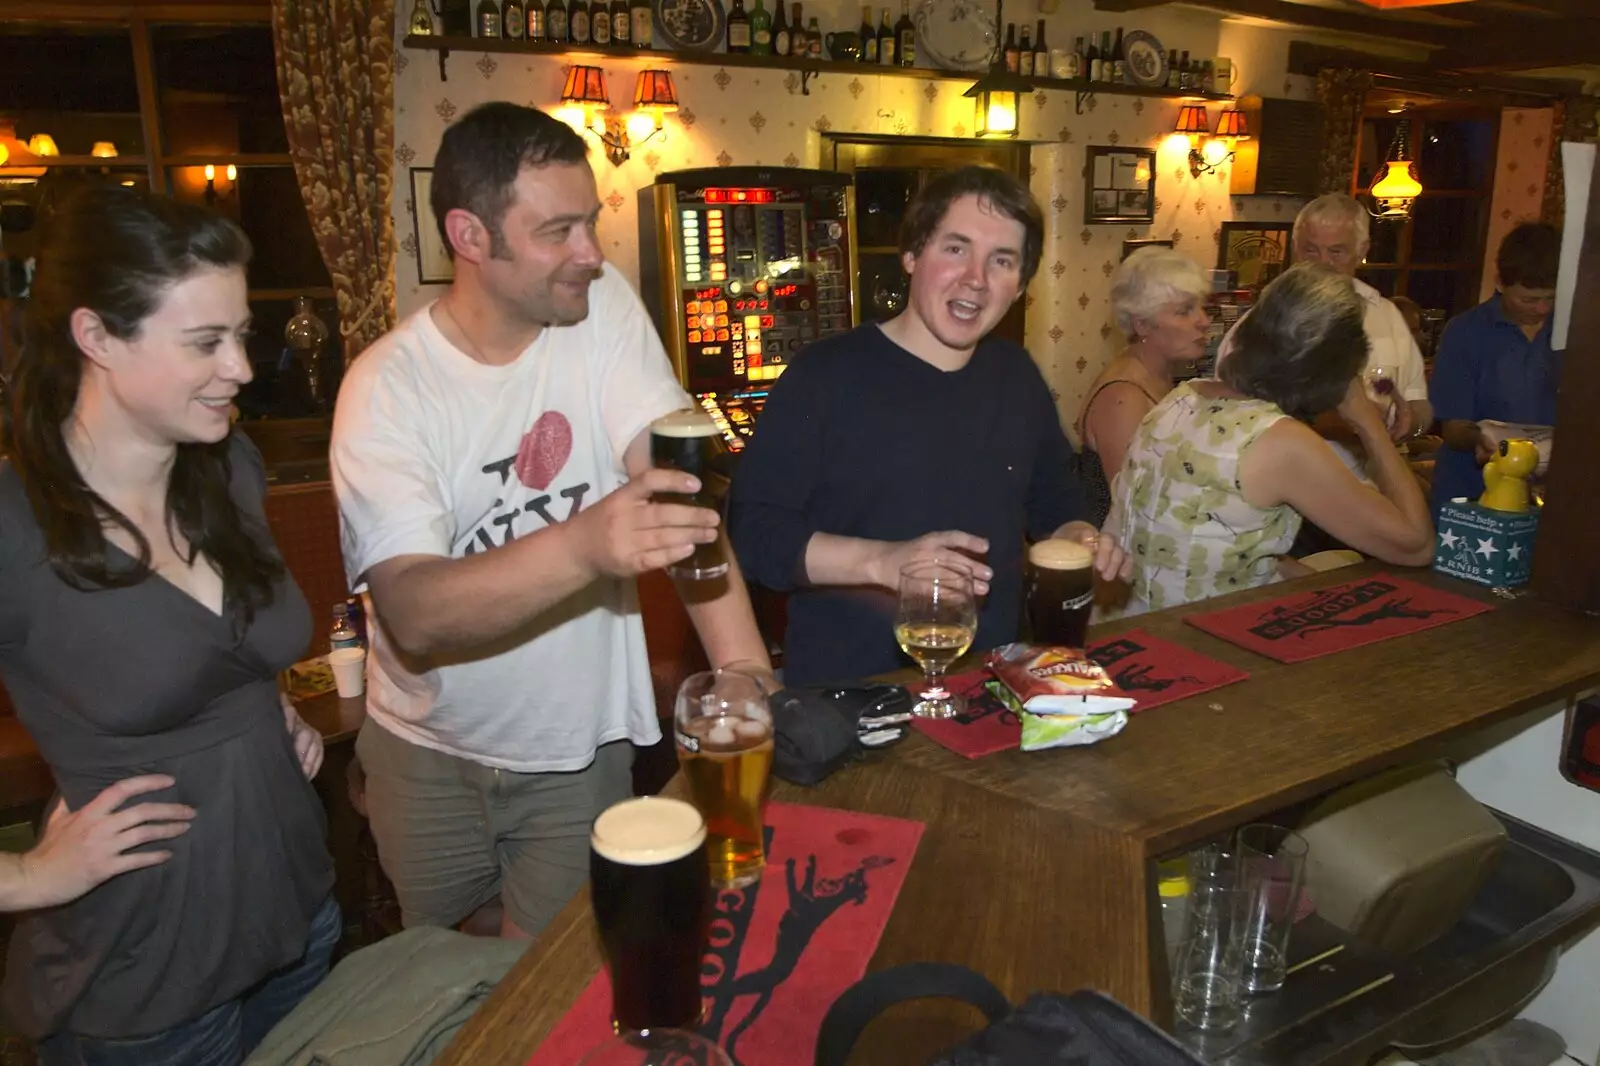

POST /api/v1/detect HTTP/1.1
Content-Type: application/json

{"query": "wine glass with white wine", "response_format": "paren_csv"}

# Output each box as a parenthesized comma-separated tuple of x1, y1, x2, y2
(895, 560, 978, 720)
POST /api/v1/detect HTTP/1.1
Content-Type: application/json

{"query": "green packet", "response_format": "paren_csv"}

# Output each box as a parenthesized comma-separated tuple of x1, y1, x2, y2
(987, 680, 1127, 752)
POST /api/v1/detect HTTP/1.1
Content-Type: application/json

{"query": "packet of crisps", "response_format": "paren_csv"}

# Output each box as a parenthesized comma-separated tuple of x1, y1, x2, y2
(986, 642, 1137, 716)
(985, 679, 1128, 752)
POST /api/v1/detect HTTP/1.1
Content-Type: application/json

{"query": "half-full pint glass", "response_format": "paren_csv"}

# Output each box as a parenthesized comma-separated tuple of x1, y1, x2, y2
(650, 409, 728, 580)
(1024, 538, 1095, 648)
(675, 670, 774, 889)
(589, 797, 710, 1032)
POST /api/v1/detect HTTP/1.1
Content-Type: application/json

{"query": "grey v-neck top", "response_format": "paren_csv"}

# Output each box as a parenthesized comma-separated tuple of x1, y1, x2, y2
(0, 433, 333, 1040)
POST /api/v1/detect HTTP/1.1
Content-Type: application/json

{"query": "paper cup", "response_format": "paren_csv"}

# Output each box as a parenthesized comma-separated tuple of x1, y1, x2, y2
(327, 647, 366, 698)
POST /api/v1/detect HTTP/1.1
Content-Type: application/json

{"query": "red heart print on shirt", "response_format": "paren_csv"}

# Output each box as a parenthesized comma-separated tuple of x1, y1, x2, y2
(516, 411, 573, 490)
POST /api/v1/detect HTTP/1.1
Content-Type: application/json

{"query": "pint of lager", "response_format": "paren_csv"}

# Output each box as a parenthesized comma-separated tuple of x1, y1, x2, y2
(589, 796, 710, 1031)
(675, 670, 774, 889)
(650, 409, 729, 580)
(1024, 539, 1095, 649)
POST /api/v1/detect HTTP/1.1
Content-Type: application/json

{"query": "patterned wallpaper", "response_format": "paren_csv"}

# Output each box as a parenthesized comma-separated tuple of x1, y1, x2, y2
(389, 0, 1308, 428)
(1480, 106, 1555, 303)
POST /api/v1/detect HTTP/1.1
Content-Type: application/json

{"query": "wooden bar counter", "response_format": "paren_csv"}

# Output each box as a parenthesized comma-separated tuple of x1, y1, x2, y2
(437, 562, 1600, 1065)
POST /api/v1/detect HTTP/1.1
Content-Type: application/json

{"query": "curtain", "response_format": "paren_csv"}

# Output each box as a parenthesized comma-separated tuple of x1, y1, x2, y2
(272, 0, 397, 365)
(1316, 69, 1373, 197)
(1542, 96, 1600, 228)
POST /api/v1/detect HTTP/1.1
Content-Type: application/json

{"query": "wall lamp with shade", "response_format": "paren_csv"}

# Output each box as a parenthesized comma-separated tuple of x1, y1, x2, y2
(204, 163, 238, 206)
(27, 133, 59, 158)
(0, 122, 46, 178)
(1184, 107, 1249, 178)
(556, 66, 678, 167)
(1369, 119, 1423, 220)
(90, 141, 119, 158)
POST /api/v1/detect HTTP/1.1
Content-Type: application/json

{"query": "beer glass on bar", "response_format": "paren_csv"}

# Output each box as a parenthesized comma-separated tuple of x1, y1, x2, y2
(1024, 539, 1096, 649)
(895, 561, 978, 719)
(650, 409, 729, 580)
(675, 669, 774, 889)
(589, 796, 711, 1032)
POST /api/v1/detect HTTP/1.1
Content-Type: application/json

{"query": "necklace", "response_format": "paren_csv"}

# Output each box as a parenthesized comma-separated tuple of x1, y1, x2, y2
(436, 297, 493, 365)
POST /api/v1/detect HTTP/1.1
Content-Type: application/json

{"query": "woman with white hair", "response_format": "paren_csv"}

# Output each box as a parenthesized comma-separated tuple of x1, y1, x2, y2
(1105, 264, 1434, 617)
(1076, 247, 1212, 525)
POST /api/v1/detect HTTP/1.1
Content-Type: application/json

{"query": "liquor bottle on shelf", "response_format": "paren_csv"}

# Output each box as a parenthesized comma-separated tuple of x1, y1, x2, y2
(793, 2, 808, 57)
(589, 0, 607, 44)
(611, 0, 630, 43)
(1201, 59, 1215, 93)
(859, 4, 876, 61)
(896, 0, 915, 66)
(571, 0, 591, 43)
(878, 7, 895, 65)
(772, 1, 790, 55)
(1033, 20, 1048, 78)
(1110, 26, 1125, 83)
(1097, 31, 1111, 81)
(1018, 24, 1033, 76)
(547, 0, 569, 41)
(477, 0, 502, 37)
(1001, 22, 1018, 73)
(1178, 49, 1190, 89)
(631, 0, 652, 45)
(504, 0, 525, 38)
(408, 0, 435, 35)
(749, 0, 771, 53)
(726, 0, 749, 51)
(1067, 35, 1082, 79)
(1165, 50, 1179, 89)
(527, 0, 547, 39)
(807, 15, 821, 56)
(1084, 31, 1100, 81)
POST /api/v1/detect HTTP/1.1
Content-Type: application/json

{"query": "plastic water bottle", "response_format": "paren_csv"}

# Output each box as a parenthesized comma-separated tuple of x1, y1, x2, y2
(330, 604, 360, 651)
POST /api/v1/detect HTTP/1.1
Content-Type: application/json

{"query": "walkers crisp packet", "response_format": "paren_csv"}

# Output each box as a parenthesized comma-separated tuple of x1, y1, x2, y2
(986, 643, 1137, 716)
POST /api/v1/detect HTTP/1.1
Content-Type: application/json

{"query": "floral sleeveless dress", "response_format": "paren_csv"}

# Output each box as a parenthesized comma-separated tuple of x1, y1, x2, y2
(1105, 381, 1301, 617)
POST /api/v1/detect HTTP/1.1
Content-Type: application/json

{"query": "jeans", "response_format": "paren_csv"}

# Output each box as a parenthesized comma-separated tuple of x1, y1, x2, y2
(38, 894, 342, 1066)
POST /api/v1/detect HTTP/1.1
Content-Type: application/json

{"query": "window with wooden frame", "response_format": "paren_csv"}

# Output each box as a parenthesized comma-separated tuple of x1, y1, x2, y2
(1352, 107, 1499, 325)
(1, 5, 338, 421)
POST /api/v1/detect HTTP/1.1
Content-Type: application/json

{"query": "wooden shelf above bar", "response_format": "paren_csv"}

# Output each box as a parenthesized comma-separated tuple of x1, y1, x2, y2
(400, 34, 1234, 111)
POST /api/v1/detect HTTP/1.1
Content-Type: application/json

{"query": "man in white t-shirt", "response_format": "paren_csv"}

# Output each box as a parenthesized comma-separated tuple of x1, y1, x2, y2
(331, 103, 771, 939)
(1219, 194, 1432, 472)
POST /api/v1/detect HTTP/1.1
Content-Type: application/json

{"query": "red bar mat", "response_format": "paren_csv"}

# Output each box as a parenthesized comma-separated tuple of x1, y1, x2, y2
(1183, 573, 1493, 664)
(911, 668, 1018, 759)
(526, 801, 925, 1066)
(1088, 629, 1250, 712)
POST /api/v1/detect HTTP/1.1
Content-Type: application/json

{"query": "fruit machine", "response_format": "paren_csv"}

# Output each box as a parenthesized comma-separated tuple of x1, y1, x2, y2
(639, 167, 859, 454)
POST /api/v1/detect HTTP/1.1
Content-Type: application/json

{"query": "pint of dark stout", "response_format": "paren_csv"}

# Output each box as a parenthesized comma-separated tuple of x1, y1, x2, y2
(650, 409, 729, 580)
(1024, 539, 1096, 649)
(590, 796, 710, 1032)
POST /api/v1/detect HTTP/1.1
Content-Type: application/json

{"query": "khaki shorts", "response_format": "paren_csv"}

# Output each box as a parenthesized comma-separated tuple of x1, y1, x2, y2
(355, 719, 634, 937)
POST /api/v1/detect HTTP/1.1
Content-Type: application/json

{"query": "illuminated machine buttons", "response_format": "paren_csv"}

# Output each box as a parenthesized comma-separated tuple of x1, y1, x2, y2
(754, 279, 769, 294)
(728, 280, 743, 295)
(714, 300, 729, 313)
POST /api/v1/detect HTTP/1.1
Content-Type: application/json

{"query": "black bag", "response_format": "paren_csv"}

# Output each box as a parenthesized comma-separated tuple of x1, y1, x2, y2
(769, 684, 911, 786)
(816, 963, 1205, 1066)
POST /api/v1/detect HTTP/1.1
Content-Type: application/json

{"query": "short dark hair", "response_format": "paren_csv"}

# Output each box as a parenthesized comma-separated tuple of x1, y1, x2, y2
(1220, 264, 1369, 421)
(1496, 222, 1560, 289)
(431, 102, 589, 260)
(898, 166, 1045, 287)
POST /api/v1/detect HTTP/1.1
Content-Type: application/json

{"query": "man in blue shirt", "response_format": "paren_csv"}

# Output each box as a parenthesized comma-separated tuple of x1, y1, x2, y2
(727, 167, 1128, 685)
(1429, 223, 1562, 515)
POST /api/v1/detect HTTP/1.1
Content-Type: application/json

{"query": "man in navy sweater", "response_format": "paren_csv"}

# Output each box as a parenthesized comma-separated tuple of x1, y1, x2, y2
(727, 167, 1128, 685)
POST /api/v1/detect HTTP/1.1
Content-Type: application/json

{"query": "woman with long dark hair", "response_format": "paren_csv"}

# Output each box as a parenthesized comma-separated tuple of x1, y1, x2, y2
(0, 184, 337, 1064)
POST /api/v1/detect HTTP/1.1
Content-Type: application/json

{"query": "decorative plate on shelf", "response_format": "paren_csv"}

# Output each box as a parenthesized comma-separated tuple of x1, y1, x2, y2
(914, 0, 997, 73)
(654, 0, 726, 51)
(1122, 30, 1167, 87)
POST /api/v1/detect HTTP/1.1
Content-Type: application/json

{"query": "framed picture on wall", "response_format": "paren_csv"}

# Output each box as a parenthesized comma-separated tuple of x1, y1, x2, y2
(1085, 146, 1157, 226)
(409, 168, 454, 286)
(1217, 221, 1294, 291)
(1122, 238, 1174, 261)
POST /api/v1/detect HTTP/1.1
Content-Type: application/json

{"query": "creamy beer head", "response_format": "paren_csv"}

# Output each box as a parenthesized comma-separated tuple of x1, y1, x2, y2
(591, 797, 706, 866)
(650, 408, 720, 439)
(1028, 539, 1094, 571)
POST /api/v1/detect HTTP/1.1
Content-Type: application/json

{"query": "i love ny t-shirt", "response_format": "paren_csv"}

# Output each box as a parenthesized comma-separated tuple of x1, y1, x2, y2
(331, 264, 690, 771)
